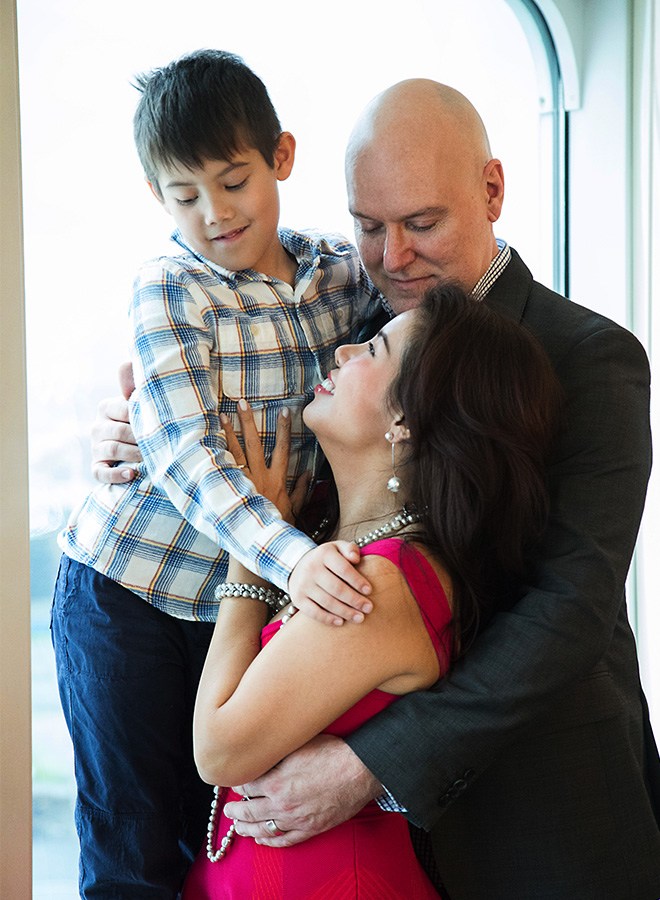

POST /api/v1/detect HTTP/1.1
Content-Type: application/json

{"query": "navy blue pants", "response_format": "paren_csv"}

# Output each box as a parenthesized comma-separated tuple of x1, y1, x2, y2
(51, 555, 215, 898)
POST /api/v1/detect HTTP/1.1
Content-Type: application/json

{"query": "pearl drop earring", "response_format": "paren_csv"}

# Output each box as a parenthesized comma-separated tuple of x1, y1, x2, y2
(385, 431, 400, 493)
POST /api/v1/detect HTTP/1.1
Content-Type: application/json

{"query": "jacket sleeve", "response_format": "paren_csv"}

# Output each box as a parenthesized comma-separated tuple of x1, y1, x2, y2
(345, 320, 652, 829)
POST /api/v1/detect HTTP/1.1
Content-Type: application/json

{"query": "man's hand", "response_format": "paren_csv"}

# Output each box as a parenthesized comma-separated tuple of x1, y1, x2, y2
(91, 362, 141, 484)
(224, 734, 382, 846)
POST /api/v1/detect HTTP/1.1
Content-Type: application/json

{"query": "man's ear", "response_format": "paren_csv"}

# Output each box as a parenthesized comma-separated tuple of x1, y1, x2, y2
(274, 131, 296, 182)
(484, 158, 504, 224)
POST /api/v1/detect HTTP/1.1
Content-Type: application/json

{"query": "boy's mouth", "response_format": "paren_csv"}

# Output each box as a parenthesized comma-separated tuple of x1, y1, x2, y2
(213, 225, 248, 242)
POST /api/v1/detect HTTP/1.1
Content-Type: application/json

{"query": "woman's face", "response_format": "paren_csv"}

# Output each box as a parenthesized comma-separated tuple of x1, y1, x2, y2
(304, 311, 415, 451)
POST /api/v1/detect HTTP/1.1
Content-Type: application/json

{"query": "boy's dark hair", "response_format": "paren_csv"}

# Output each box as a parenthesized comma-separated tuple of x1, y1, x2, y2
(133, 49, 282, 192)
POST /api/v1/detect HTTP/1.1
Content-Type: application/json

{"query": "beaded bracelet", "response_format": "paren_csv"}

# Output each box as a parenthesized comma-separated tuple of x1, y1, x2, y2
(214, 582, 291, 614)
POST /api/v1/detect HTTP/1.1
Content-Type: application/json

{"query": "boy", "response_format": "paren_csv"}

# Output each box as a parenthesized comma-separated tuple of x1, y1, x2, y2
(54, 49, 380, 898)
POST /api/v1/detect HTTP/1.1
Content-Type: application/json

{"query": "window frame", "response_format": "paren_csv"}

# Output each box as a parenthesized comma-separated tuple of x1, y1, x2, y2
(9, 3, 645, 896)
(506, 0, 570, 295)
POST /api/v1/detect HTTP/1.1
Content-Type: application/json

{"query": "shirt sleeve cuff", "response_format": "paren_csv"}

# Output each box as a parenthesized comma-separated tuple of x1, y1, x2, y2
(257, 524, 315, 592)
(376, 786, 408, 813)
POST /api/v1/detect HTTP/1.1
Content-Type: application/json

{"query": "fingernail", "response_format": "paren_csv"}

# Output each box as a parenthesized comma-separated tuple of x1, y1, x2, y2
(121, 469, 133, 481)
(352, 612, 365, 624)
(361, 601, 373, 614)
(220, 413, 230, 424)
(281, 406, 290, 419)
(333, 618, 344, 627)
(238, 399, 248, 411)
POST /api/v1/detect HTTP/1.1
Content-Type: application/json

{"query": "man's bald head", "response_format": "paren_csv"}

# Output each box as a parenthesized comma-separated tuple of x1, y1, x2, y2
(345, 79, 504, 312)
(346, 79, 492, 174)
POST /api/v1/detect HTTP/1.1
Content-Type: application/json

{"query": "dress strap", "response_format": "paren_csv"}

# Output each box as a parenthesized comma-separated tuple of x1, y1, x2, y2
(361, 538, 452, 672)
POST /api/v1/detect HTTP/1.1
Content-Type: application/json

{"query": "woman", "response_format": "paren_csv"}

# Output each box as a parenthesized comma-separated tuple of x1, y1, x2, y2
(182, 284, 562, 898)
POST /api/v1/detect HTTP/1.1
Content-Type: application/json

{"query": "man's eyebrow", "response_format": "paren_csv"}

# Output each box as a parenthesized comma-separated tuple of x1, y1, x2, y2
(350, 209, 378, 221)
(404, 206, 447, 219)
(351, 206, 446, 222)
(164, 160, 248, 189)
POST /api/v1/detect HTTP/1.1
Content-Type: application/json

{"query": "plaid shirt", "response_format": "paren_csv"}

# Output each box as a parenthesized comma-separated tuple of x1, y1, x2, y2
(60, 228, 382, 621)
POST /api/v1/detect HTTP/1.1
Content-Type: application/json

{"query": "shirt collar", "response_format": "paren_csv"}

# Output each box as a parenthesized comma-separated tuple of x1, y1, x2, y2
(170, 227, 342, 286)
(380, 238, 511, 318)
(471, 238, 511, 301)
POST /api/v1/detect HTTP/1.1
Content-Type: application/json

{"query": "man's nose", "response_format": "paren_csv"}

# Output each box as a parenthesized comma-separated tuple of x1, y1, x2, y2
(383, 227, 415, 272)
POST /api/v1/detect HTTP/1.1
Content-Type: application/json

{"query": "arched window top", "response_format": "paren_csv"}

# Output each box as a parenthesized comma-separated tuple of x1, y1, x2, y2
(509, 0, 581, 109)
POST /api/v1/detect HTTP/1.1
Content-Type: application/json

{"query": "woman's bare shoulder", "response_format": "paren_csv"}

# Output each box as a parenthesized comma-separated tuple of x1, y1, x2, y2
(357, 539, 453, 611)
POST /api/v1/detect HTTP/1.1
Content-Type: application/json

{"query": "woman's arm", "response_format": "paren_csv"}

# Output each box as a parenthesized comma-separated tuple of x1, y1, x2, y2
(193, 551, 442, 788)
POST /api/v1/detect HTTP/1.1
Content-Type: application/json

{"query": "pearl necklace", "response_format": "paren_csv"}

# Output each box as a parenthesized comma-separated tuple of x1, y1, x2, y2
(353, 506, 421, 547)
(311, 504, 421, 547)
(205, 504, 422, 863)
(206, 785, 236, 862)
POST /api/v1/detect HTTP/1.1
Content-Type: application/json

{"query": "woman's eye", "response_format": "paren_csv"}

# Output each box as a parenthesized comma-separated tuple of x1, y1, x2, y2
(176, 196, 197, 206)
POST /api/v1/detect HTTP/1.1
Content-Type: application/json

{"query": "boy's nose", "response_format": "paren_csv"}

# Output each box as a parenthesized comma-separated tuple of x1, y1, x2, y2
(205, 197, 233, 226)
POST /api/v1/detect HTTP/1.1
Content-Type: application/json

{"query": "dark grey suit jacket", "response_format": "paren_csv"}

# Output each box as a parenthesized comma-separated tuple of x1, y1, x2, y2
(346, 249, 660, 899)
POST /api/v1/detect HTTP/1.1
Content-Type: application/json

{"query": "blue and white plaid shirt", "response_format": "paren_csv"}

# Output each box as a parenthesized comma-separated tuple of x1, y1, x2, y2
(60, 228, 382, 620)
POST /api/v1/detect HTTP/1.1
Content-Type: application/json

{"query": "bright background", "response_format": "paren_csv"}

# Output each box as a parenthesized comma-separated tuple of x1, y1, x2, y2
(15, 1, 554, 895)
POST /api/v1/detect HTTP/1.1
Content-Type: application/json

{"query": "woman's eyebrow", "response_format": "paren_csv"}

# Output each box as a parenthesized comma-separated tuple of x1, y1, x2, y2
(375, 330, 391, 354)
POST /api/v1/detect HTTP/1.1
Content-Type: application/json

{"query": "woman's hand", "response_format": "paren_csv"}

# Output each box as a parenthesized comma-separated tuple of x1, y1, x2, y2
(221, 400, 310, 524)
(223, 399, 372, 625)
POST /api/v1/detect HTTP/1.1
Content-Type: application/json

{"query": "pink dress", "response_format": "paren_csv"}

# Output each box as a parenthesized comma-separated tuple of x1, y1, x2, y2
(182, 539, 452, 899)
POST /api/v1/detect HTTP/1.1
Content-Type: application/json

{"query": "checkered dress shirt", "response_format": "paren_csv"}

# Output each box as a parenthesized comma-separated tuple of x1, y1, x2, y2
(60, 228, 382, 620)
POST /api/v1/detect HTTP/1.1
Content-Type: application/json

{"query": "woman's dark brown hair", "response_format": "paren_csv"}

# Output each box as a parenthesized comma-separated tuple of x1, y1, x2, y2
(390, 283, 563, 658)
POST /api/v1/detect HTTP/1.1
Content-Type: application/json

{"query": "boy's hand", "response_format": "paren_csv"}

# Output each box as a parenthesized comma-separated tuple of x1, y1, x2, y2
(288, 543, 373, 626)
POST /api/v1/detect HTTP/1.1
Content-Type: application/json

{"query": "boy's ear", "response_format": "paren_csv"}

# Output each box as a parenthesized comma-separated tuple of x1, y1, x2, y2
(146, 178, 168, 210)
(274, 132, 296, 182)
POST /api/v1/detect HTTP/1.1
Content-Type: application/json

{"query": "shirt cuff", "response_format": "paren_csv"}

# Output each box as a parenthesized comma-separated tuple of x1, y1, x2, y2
(376, 786, 408, 813)
(254, 523, 315, 592)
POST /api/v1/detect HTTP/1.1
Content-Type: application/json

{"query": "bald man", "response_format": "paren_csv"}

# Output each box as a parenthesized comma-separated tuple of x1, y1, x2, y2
(93, 81, 660, 899)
